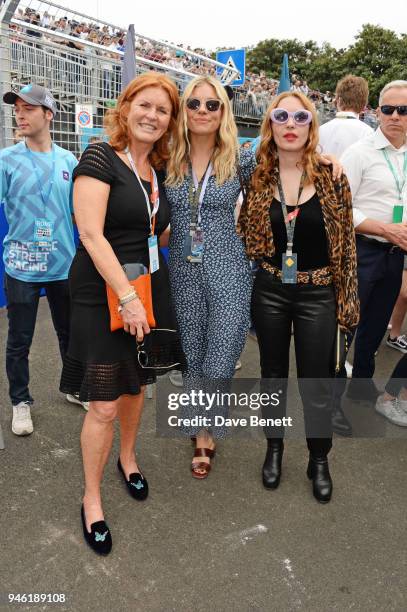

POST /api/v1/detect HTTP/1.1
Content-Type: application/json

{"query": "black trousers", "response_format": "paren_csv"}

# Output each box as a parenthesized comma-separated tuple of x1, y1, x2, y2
(334, 237, 404, 397)
(4, 274, 70, 405)
(252, 269, 336, 457)
(352, 237, 404, 378)
(385, 353, 407, 397)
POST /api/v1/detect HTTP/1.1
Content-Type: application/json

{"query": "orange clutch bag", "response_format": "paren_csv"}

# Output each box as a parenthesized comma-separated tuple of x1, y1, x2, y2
(106, 274, 156, 332)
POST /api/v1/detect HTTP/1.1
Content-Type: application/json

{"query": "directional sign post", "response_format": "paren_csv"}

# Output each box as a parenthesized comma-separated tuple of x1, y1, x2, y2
(216, 48, 246, 86)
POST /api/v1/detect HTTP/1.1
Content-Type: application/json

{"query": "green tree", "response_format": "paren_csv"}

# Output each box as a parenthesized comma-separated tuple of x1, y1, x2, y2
(242, 24, 407, 105)
(246, 38, 319, 79)
(343, 24, 407, 104)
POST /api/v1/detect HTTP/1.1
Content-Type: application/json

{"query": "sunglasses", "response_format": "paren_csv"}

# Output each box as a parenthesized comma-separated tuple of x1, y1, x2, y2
(270, 108, 312, 125)
(136, 340, 149, 368)
(186, 98, 222, 112)
(380, 105, 407, 116)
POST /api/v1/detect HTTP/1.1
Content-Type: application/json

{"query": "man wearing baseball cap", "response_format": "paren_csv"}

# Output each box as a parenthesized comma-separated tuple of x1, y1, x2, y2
(0, 83, 86, 436)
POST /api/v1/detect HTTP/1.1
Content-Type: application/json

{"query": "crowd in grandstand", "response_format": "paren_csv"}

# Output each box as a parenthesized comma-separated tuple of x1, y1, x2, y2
(8, 3, 379, 125)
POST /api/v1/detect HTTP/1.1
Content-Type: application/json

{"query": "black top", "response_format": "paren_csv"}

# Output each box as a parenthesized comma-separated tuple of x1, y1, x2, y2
(74, 141, 169, 266)
(71, 142, 170, 306)
(265, 193, 329, 270)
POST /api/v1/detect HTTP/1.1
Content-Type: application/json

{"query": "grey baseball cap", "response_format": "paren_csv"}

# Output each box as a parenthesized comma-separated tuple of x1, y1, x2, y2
(3, 84, 58, 116)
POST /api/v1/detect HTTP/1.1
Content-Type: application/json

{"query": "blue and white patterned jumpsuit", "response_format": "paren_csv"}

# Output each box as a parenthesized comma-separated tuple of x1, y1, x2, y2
(165, 148, 256, 436)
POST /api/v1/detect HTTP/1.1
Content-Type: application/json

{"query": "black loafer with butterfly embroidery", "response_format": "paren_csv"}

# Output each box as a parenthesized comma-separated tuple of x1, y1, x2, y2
(81, 505, 112, 555)
(117, 458, 149, 501)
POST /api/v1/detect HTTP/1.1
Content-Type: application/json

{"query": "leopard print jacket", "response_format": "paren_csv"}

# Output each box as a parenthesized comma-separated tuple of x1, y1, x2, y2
(238, 164, 360, 332)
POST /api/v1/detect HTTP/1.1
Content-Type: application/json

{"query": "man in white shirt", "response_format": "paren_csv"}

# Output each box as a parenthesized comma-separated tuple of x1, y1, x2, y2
(320, 76, 374, 436)
(341, 80, 407, 411)
(319, 75, 372, 157)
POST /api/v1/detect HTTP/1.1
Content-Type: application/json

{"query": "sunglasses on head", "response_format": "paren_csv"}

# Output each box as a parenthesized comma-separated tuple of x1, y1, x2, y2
(270, 108, 312, 125)
(380, 105, 407, 116)
(186, 98, 222, 112)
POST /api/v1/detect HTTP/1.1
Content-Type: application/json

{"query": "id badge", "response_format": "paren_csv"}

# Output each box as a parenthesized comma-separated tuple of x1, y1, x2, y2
(191, 228, 204, 262)
(393, 205, 404, 224)
(34, 218, 53, 246)
(148, 235, 159, 273)
(282, 252, 298, 284)
(185, 229, 204, 263)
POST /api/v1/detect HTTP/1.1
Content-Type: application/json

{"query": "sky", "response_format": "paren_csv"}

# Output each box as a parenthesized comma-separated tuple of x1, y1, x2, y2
(60, 0, 406, 50)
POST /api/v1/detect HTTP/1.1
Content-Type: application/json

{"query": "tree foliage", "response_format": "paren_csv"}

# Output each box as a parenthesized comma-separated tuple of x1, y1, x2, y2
(245, 24, 407, 105)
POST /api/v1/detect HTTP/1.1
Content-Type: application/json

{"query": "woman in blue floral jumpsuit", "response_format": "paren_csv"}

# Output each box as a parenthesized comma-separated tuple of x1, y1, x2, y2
(165, 76, 256, 478)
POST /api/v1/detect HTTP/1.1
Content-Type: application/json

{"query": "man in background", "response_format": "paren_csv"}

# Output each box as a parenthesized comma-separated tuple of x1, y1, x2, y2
(319, 74, 372, 157)
(1, 84, 85, 436)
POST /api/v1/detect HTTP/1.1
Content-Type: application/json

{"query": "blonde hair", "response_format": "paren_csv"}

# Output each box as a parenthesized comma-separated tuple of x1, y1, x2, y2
(104, 72, 179, 170)
(252, 91, 320, 191)
(166, 75, 239, 186)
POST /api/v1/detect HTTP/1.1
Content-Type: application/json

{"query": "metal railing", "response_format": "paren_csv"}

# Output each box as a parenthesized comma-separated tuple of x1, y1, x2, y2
(0, 0, 268, 156)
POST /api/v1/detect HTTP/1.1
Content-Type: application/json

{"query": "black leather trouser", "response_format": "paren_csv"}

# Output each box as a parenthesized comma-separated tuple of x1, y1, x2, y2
(252, 269, 336, 457)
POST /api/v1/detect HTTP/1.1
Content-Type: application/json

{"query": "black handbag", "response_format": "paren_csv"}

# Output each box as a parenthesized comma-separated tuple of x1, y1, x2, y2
(136, 329, 183, 370)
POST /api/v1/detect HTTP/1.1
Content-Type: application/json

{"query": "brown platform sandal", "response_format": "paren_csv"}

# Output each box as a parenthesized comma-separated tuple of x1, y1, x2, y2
(191, 447, 216, 479)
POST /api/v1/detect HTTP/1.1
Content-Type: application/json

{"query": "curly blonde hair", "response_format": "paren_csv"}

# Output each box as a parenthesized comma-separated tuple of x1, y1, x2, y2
(252, 91, 320, 191)
(166, 75, 239, 186)
(104, 72, 179, 170)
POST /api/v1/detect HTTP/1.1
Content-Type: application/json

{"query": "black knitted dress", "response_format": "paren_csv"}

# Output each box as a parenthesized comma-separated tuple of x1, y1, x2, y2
(60, 142, 185, 401)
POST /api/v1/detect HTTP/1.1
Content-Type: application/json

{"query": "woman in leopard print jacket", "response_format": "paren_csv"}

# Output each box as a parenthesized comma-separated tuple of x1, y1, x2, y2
(238, 91, 359, 504)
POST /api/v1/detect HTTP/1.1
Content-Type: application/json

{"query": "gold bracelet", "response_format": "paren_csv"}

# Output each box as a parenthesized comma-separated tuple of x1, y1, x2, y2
(118, 294, 140, 313)
(119, 288, 136, 302)
(119, 291, 139, 306)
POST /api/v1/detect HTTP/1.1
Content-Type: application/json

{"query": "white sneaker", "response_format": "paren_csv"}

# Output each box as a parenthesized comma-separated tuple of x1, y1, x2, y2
(397, 397, 407, 414)
(12, 402, 34, 436)
(375, 395, 407, 426)
(345, 360, 353, 379)
(66, 393, 89, 411)
(168, 371, 183, 387)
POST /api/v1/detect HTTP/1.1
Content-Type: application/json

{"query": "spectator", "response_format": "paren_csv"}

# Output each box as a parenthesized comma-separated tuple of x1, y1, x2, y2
(340, 80, 407, 410)
(319, 75, 373, 157)
(60, 73, 184, 554)
(239, 91, 358, 503)
(387, 270, 407, 352)
(1, 84, 81, 436)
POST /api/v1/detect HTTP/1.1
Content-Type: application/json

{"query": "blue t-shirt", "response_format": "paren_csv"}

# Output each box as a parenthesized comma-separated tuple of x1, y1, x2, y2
(0, 142, 78, 282)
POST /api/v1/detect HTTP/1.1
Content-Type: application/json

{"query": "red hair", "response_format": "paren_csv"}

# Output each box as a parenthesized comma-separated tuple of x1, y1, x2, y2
(104, 72, 179, 169)
(252, 91, 320, 191)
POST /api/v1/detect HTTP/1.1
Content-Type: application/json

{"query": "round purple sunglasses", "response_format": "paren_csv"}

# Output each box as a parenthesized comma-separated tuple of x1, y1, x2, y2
(270, 108, 312, 126)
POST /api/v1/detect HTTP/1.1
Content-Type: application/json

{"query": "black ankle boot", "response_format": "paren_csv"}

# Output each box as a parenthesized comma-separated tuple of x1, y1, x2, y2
(307, 456, 332, 503)
(262, 439, 284, 489)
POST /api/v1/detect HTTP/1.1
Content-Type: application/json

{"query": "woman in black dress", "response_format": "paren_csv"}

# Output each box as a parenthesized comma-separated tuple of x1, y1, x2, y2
(60, 73, 184, 554)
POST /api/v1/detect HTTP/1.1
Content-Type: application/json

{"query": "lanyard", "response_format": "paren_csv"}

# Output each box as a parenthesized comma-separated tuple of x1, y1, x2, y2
(125, 148, 159, 235)
(25, 144, 56, 215)
(336, 112, 358, 120)
(382, 149, 407, 202)
(188, 160, 213, 228)
(277, 172, 306, 255)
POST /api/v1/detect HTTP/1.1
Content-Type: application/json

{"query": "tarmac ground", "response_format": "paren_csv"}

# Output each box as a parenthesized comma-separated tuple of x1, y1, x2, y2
(0, 300, 406, 612)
